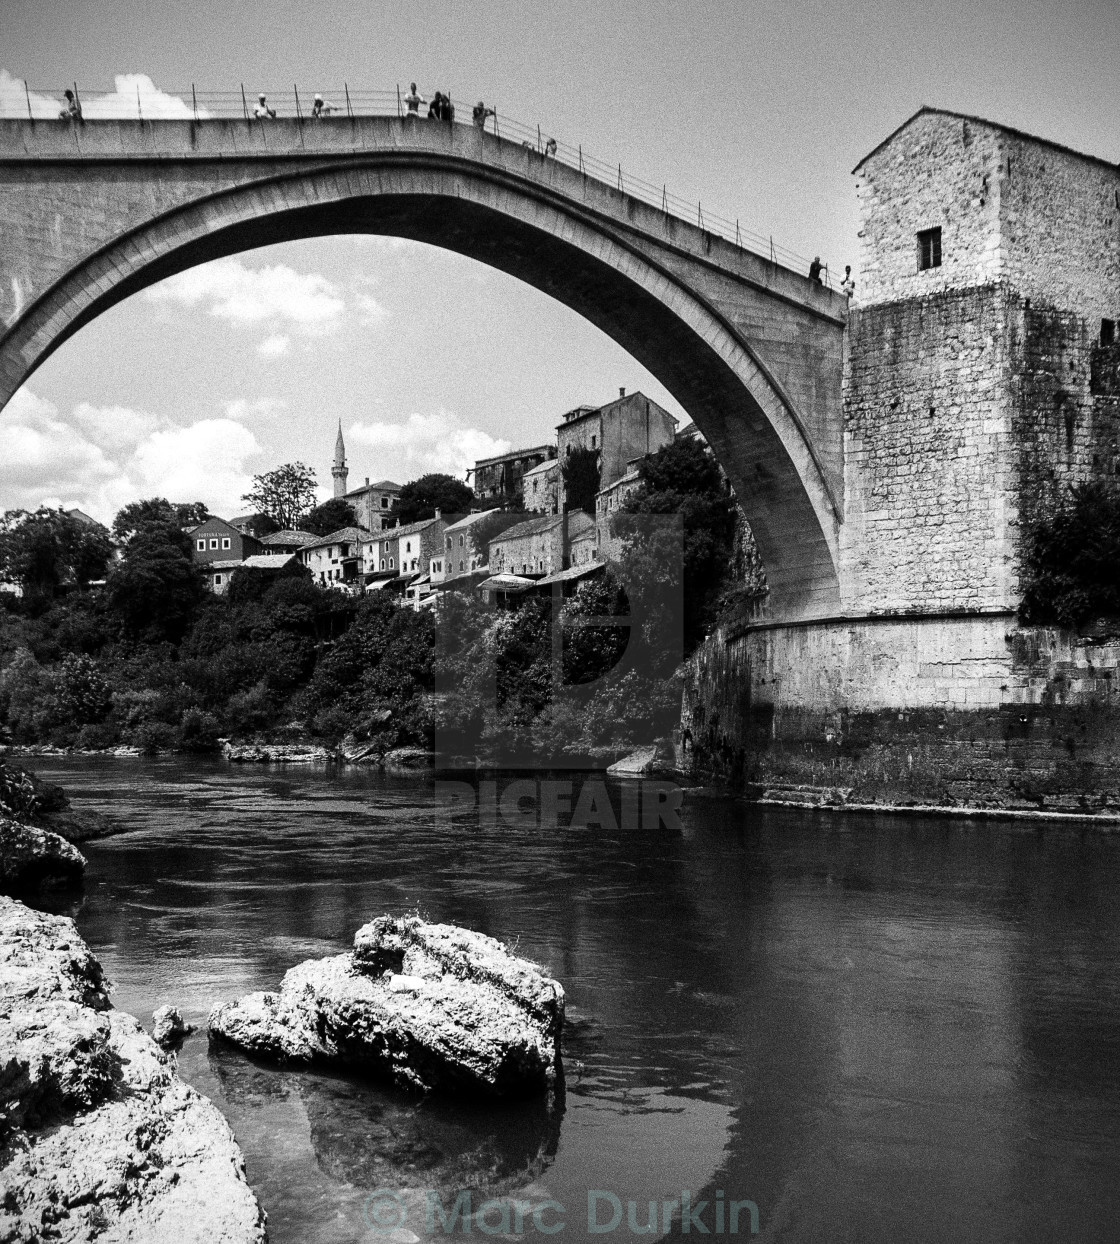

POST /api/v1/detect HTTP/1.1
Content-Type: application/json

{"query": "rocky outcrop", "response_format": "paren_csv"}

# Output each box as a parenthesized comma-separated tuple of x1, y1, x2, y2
(0, 759, 118, 843)
(152, 1005, 195, 1049)
(0, 897, 266, 1243)
(223, 742, 333, 764)
(210, 914, 564, 1097)
(0, 818, 86, 893)
(381, 747, 433, 771)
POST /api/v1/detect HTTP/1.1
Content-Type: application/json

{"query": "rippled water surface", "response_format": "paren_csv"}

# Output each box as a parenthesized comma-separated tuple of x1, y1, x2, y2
(28, 757, 1120, 1243)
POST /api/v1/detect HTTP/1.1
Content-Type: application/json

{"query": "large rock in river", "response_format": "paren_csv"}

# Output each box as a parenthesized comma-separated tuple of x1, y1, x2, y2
(0, 897, 266, 1243)
(209, 914, 564, 1097)
(0, 817, 86, 893)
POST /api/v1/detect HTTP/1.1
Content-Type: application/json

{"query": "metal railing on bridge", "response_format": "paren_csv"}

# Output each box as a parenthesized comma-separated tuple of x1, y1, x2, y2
(16, 81, 840, 288)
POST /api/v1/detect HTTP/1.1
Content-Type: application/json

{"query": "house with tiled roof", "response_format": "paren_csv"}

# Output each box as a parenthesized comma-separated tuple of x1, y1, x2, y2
(299, 526, 372, 590)
(259, 529, 319, 554)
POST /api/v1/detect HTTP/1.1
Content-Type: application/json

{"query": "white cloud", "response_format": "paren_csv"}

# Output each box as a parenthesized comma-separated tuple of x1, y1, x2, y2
(257, 333, 291, 357)
(354, 292, 388, 326)
(0, 70, 207, 120)
(349, 411, 511, 483)
(0, 387, 261, 523)
(147, 257, 345, 336)
(223, 397, 287, 421)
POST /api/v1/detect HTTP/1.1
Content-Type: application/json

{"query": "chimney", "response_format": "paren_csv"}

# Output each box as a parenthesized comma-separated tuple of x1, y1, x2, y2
(435, 508, 441, 520)
(365, 476, 369, 486)
(619, 387, 626, 398)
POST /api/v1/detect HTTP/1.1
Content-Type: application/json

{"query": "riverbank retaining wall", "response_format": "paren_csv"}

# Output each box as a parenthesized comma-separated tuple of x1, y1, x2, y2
(679, 617, 1120, 812)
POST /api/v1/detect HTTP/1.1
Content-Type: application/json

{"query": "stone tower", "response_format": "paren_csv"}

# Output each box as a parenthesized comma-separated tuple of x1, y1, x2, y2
(332, 420, 348, 499)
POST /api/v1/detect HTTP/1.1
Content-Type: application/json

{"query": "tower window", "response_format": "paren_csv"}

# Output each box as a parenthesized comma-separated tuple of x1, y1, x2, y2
(918, 227, 942, 271)
(1102, 319, 1117, 346)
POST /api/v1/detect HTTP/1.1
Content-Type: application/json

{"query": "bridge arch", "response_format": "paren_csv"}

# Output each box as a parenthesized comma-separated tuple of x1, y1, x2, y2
(0, 124, 843, 618)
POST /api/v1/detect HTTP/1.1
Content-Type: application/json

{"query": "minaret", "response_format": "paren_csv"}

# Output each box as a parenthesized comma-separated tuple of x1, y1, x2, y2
(332, 420, 348, 499)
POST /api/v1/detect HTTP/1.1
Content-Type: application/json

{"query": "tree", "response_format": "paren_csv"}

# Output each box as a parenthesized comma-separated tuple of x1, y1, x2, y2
(112, 498, 209, 543)
(617, 436, 738, 653)
(242, 463, 317, 530)
(0, 508, 114, 600)
(1020, 481, 1120, 628)
(392, 474, 474, 524)
(106, 522, 206, 641)
(302, 498, 359, 537)
(561, 447, 601, 516)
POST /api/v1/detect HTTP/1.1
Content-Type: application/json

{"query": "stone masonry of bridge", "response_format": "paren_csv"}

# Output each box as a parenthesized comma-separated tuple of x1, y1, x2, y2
(0, 113, 845, 623)
(682, 109, 1120, 809)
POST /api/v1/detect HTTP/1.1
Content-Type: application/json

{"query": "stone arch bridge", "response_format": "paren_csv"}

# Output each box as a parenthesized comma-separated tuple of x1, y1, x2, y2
(0, 116, 847, 621)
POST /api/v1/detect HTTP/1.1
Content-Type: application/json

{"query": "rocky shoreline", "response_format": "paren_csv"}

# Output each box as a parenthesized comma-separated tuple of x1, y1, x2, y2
(0, 897, 266, 1243)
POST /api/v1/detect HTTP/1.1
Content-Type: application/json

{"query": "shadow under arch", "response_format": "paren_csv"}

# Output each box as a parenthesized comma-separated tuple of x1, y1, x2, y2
(0, 152, 841, 619)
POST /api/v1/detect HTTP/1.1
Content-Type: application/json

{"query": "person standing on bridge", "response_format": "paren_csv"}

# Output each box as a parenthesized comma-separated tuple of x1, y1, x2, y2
(254, 93, 276, 119)
(809, 256, 823, 283)
(472, 101, 495, 129)
(841, 265, 856, 298)
(404, 83, 425, 118)
(544, 137, 557, 157)
(58, 89, 82, 122)
(311, 94, 337, 118)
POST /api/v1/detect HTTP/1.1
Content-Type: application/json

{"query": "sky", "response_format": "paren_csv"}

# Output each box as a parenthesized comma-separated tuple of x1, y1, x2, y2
(2, 0, 1118, 523)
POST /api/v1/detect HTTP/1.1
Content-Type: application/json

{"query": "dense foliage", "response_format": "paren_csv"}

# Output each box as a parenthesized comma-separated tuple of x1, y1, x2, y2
(302, 498, 359, 536)
(0, 509, 114, 600)
(392, 474, 475, 524)
(617, 436, 740, 652)
(1019, 481, 1120, 629)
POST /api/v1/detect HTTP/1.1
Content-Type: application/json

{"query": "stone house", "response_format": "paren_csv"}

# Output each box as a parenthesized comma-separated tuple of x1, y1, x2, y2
(343, 477, 403, 533)
(300, 526, 371, 589)
(488, 511, 598, 578)
(436, 510, 501, 583)
(556, 389, 676, 509)
(594, 467, 643, 561)
(522, 458, 559, 514)
(471, 445, 556, 506)
(258, 530, 318, 556)
(189, 517, 263, 566)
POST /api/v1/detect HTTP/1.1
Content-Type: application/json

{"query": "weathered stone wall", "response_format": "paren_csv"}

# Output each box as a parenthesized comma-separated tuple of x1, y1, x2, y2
(680, 618, 1120, 810)
(855, 109, 1120, 318)
(856, 112, 1005, 305)
(1010, 305, 1120, 527)
(1000, 131, 1120, 322)
(840, 287, 1017, 612)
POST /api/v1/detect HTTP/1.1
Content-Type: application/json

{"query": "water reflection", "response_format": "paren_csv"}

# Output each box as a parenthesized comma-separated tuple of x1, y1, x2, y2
(25, 757, 1120, 1243)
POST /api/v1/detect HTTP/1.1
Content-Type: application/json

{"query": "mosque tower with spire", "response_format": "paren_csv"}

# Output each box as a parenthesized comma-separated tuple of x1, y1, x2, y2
(331, 421, 348, 499)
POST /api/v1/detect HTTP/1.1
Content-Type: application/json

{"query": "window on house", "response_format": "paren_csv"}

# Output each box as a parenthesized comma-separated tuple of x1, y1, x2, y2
(1102, 319, 1117, 346)
(917, 227, 942, 271)
(591, 435, 596, 448)
(214, 574, 222, 585)
(459, 560, 464, 572)
(381, 496, 389, 508)
(197, 539, 206, 550)
(389, 558, 395, 569)
(406, 541, 411, 553)
(459, 535, 464, 547)
(380, 559, 386, 570)
(221, 537, 231, 549)
(209, 538, 219, 549)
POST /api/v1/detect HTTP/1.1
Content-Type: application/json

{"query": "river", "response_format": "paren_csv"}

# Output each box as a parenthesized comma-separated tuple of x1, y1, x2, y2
(25, 756, 1120, 1243)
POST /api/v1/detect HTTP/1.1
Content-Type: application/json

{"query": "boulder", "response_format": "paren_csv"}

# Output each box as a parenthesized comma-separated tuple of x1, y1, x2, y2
(606, 739, 676, 777)
(0, 897, 266, 1243)
(0, 817, 86, 893)
(153, 1004, 195, 1048)
(210, 914, 564, 1098)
